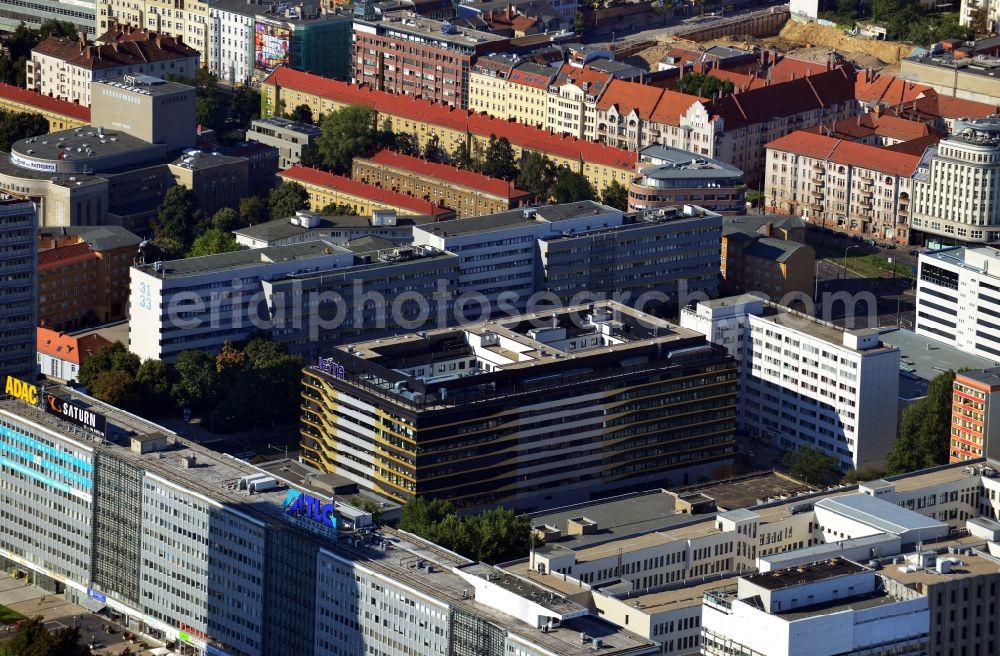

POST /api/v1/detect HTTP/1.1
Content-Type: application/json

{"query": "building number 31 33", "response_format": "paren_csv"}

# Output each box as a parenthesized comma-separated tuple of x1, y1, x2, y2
(138, 281, 153, 310)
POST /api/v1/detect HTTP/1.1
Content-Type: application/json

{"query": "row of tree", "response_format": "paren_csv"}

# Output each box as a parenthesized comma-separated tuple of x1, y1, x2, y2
(166, 69, 261, 136)
(823, 0, 971, 42)
(0, 617, 92, 656)
(399, 497, 534, 564)
(0, 108, 48, 152)
(782, 370, 957, 486)
(79, 339, 304, 433)
(294, 104, 629, 209)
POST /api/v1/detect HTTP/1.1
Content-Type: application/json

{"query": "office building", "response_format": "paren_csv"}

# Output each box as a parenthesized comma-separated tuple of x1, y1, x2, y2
(701, 559, 930, 656)
(233, 209, 435, 248)
(351, 149, 533, 218)
(903, 47, 1000, 105)
(0, 383, 657, 656)
(720, 215, 815, 300)
(916, 247, 1000, 359)
(411, 202, 721, 311)
(0, 197, 38, 382)
(0, 0, 97, 34)
(128, 238, 459, 361)
(352, 12, 510, 108)
(27, 26, 200, 107)
(951, 368, 1000, 463)
(168, 151, 249, 218)
(681, 296, 901, 471)
(628, 145, 746, 215)
(277, 166, 456, 219)
(910, 116, 1000, 246)
(301, 301, 737, 510)
(765, 130, 920, 243)
(247, 117, 321, 169)
(37, 225, 141, 328)
(36, 327, 112, 382)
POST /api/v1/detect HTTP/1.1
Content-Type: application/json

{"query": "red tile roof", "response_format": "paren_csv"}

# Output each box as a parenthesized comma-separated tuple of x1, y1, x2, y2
(854, 71, 926, 106)
(596, 79, 664, 120)
(33, 32, 198, 71)
(767, 130, 922, 178)
(707, 68, 768, 92)
(37, 327, 111, 365)
(38, 242, 96, 270)
(916, 91, 997, 119)
(0, 83, 90, 121)
(508, 65, 555, 89)
(649, 89, 703, 125)
(279, 166, 455, 217)
(264, 68, 638, 171)
(362, 150, 532, 200)
(551, 63, 613, 98)
(804, 111, 937, 143)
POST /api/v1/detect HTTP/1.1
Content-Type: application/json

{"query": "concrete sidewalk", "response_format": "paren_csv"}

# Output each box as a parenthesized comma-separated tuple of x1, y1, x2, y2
(0, 574, 165, 655)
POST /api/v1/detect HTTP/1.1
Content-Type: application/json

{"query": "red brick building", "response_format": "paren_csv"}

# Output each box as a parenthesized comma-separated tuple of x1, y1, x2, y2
(353, 12, 510, 108)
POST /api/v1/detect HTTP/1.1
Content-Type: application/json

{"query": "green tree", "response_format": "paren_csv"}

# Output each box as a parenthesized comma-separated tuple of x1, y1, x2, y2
(38, 19, 79, 39)
(551, 168, 595, 203)
(887, 370, 955, 473)
(79, 341, 140, 390)
(239, 195, 269, 226)
(423, 138, 447, 163)
(153, 186, 203, 256)
(319, 202, 356, 215)
(171, 350, 218, 413)
(288, 103, 314, 124)
(268, 181, 310, 219)
(842, 466, 887, 485)
(0, 109, 50, 152)
(481, 135, 518, 180)
(394, 132, 420, 157)
(188, 227, 240, 257)
(231, 85, 262, 129)
(782, 446, 842, 486)
(135, 359, 175, 415)
(0, 616, 89, 656)
(517, 151, 557, 199)
(399, 497, 532, 563)
(601, 180, 628, 210)
(315, 105, 378, 174)
(89, 369, 141, 410)
(451, 141, 475, 170)
(572, 10, 587, 36)
(400, 496, 454, 534)
(211, 207, 244, 232)
(677, 72, 734, 99)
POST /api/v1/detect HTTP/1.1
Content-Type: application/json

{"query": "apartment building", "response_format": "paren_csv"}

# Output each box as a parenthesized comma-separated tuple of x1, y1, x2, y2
(36, 327, 112, 381)
(96, 0, 210, 66)
(765, 130, 920, 243)
(721, 215, 815, 300)
(37, 226, 140, 327)
(27, 26, 200, 107)
(544, 64, 612, 138)
(277, 166, 456, 219)
(0, 198, 38, 382)
(910, 116, 1000, 246)
(951, 368, 1000, 463)
(628, 145, 746, 215)
(351, 149, 533, 218)
(352, 12, 509, 108)
(206, 0, 256, 86)
(681, 296, 901, 471)
(467, 55, 559, 128)
(916, 247, 1000, 359)
(0, 385, 658, 656)
(410, 202, 721, 311)
(592, 79, 668, 151)
(0, 83, 91, 132)
(260, 67, 638, 193)
(233, 209, 435, 248)
(300, 301, 738, 509)
(468, 53, 518, 118)
(246, 116, 321, 169)
(128, 239, 461, 360)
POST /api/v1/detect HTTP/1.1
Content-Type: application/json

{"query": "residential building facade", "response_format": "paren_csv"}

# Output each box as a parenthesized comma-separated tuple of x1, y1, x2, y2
(36, 327, 112, 381)
(300, 302, 738, 509)
(351, 149, 533, 218)
(951, 368, 1000, 462)
(765, 130, 919, 243)
(721, 215, 815, 300)
(206, 0, 256, 86)
(0, 198, 38, 382)
(96, 0, 210, 67)
(681, 296, 901, 470)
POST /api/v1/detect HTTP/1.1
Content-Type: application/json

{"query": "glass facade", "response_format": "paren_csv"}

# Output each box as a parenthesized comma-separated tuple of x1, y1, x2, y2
(92, 452, 143, 606)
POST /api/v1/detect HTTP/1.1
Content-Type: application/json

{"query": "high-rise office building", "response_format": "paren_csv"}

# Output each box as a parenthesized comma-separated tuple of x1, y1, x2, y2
(0, 196, 37, 382)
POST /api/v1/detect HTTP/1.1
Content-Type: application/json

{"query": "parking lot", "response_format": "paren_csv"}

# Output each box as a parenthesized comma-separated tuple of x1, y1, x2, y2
(0, 575, 165, 655)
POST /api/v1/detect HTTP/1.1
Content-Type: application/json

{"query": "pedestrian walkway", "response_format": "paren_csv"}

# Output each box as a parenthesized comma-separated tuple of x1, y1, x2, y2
(0, 574, 167, 655)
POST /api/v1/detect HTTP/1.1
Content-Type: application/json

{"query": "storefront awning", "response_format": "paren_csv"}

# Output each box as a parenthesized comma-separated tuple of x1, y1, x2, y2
(77, 596, 105, 613)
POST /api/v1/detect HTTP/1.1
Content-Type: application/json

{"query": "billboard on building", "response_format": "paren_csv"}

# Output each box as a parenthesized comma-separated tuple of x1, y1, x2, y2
(254, 22, 291, 71)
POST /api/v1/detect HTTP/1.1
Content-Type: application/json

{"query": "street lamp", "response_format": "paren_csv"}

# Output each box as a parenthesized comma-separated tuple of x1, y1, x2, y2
(841, 244, 861, 280)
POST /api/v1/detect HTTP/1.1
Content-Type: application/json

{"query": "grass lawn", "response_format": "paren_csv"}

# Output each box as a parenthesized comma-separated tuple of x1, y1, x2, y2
(0, 603, 25, 624)
(809, 239, 913, 280)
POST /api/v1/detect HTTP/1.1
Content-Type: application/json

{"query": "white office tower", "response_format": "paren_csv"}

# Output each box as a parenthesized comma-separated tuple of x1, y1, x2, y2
(0, 196, 37, 381)
(681, 296, 900, 471)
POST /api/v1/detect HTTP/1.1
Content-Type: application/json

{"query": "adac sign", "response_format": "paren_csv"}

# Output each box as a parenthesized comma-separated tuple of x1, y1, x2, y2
(5, 376, 38, 405)
(283, 490, 337, 530)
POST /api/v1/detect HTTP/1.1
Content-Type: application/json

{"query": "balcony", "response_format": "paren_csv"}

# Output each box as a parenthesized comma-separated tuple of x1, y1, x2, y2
(858, 188, 873, 198)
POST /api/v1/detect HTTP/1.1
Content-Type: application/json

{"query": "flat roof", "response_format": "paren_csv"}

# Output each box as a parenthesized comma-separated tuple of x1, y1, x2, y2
(531, 491, 684, 549)
(748, 301, 896, 354)
(881, 548, 1000, 587)
(170, 151, 245, 170)
(416, 201, 618, 238)
(675, 471, 813, 511)
(0, 392, 654, 656)
(956, 366, 1000, 389)
(251, 116, 321, 135)
(39, 225, 141, 251)
(359, 13, 507, 47)
(743, 558, 869, 591)
(132, 240, 349, 278)
(815, 494, 947, 536)
(94, 75, 193, 96)
(880, 328, 999, 400)
(776, 590, 903, 620)
(638, 145, 743, 179)
(233, 213, 436, 242)
(11, 126, 156, 166)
